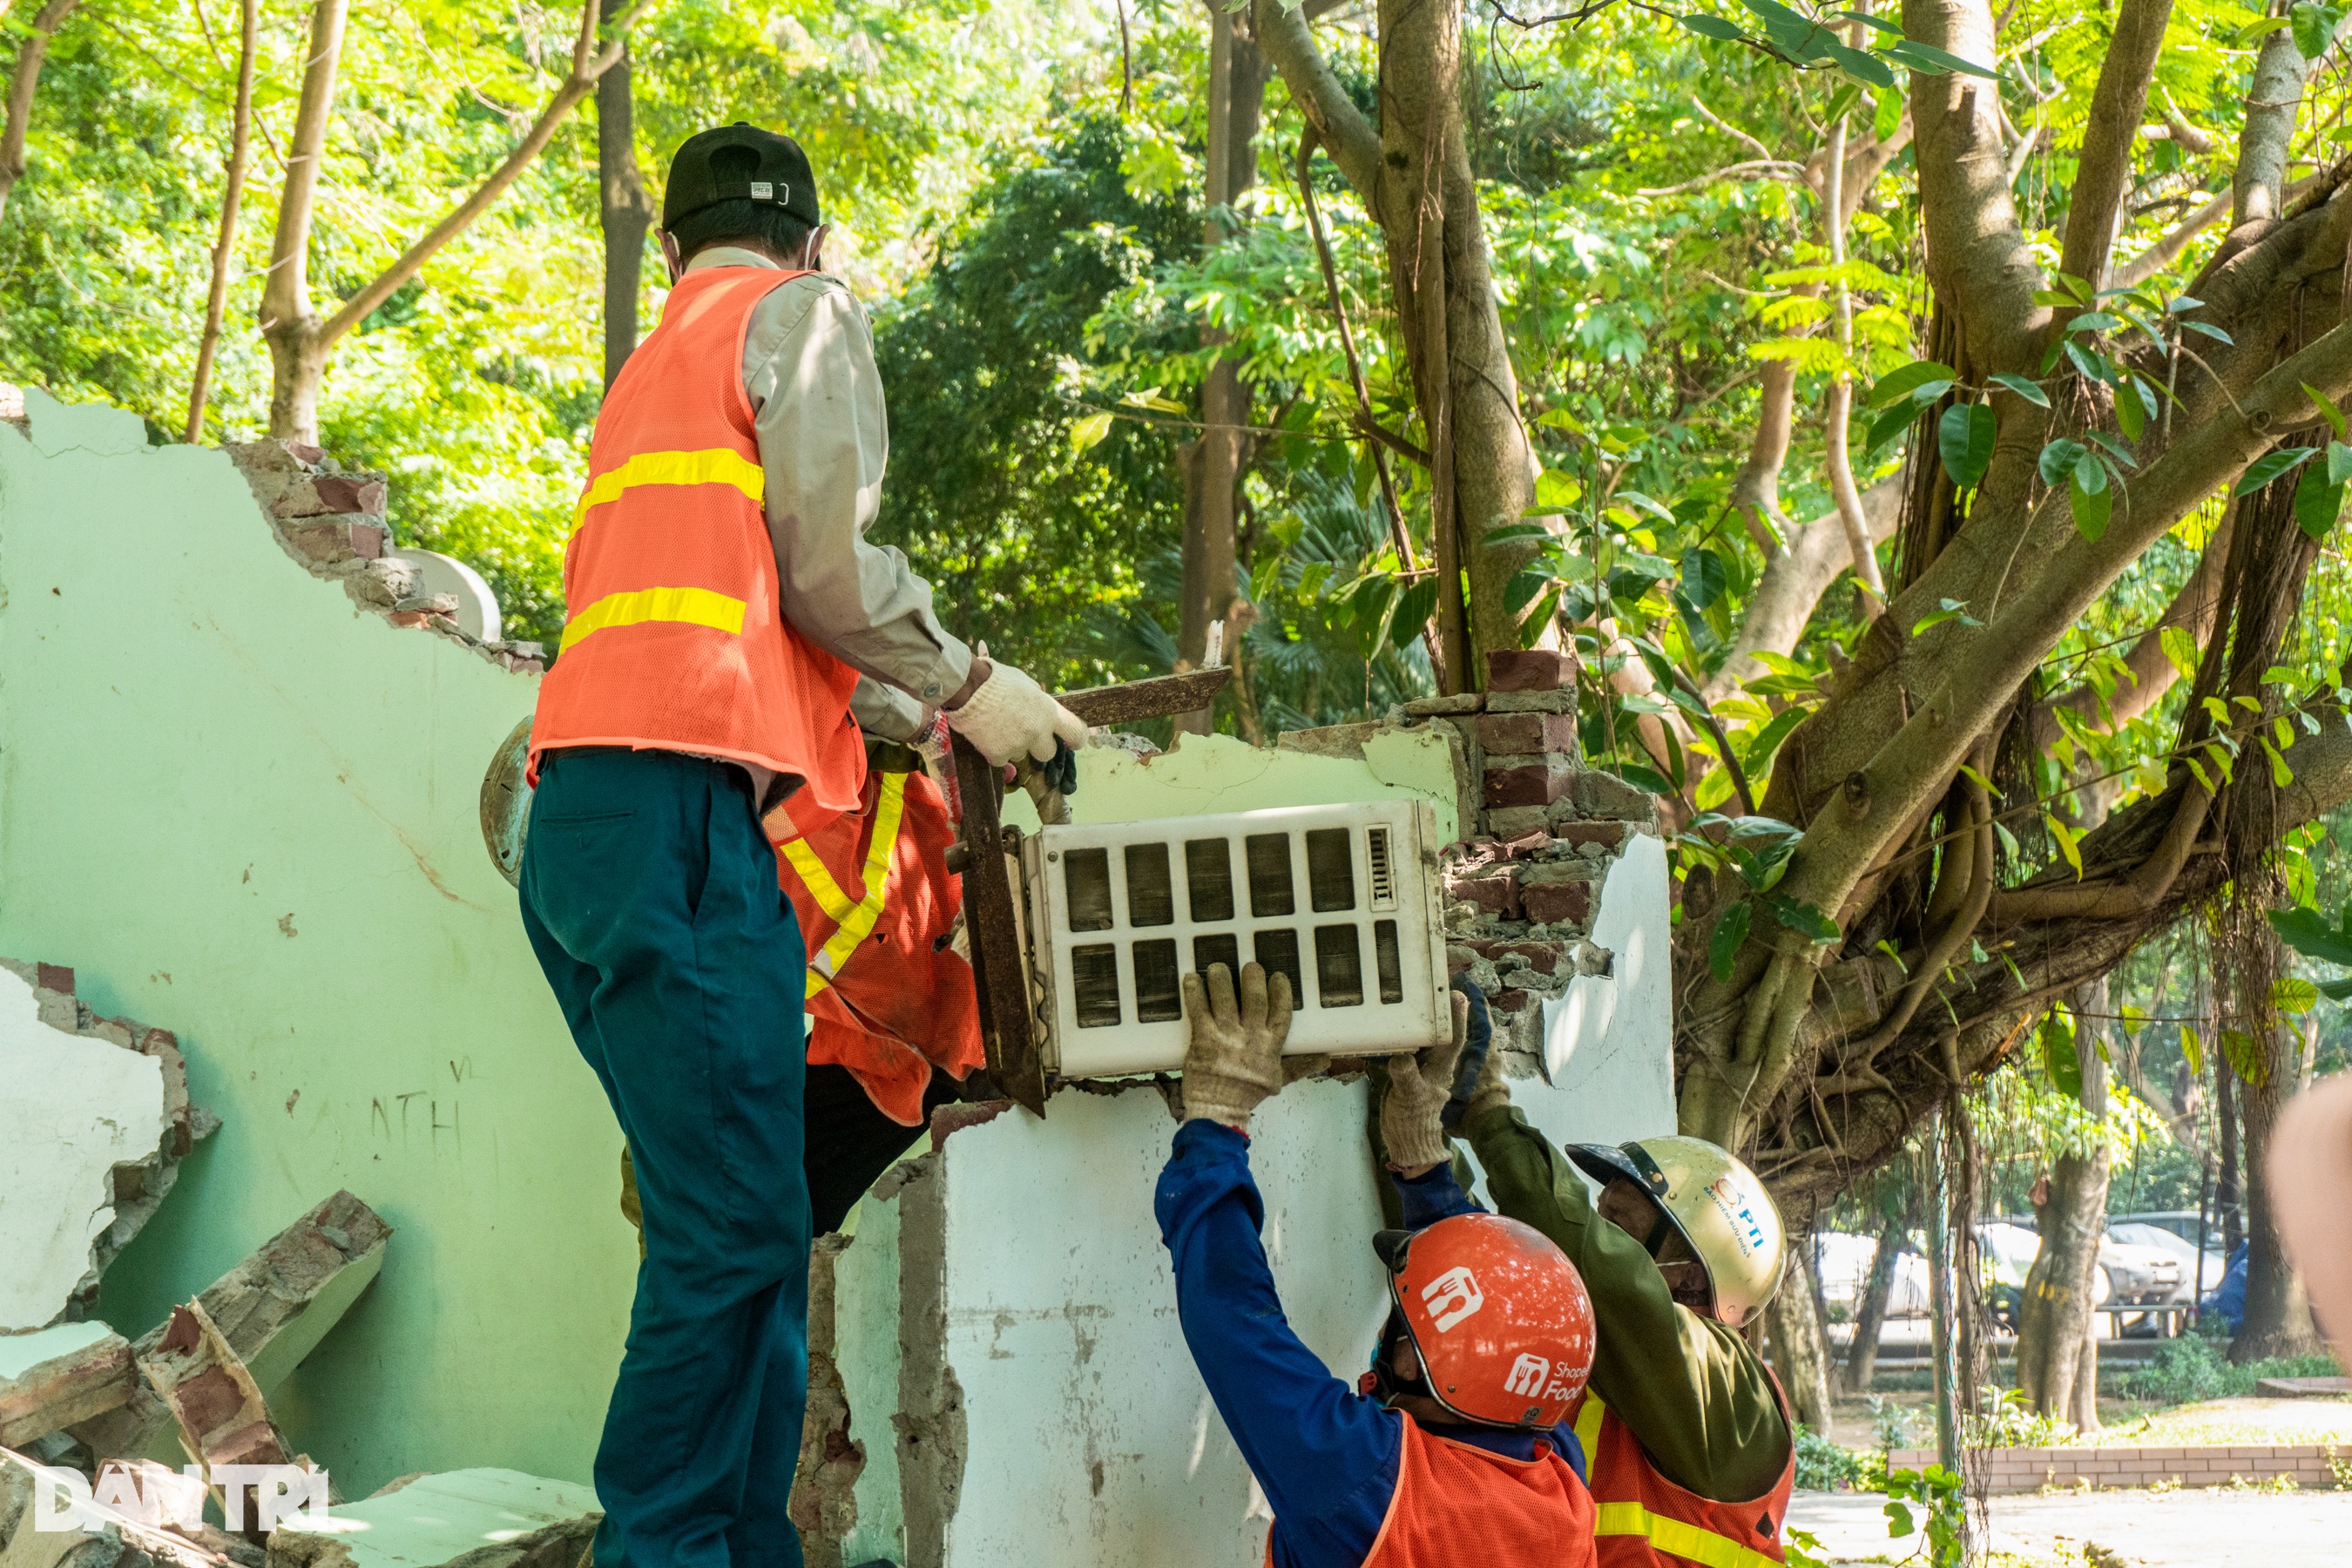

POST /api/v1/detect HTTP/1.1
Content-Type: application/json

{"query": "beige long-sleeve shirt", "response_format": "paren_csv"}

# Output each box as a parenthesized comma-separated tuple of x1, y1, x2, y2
(684, 246, 972, 749)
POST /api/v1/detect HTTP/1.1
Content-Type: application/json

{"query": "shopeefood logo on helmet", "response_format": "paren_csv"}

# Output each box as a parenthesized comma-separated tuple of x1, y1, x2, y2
(1421, 1265, 1485, 1332)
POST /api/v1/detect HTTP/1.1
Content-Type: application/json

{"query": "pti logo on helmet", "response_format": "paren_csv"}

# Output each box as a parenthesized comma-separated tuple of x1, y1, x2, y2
(1706, 1176, 1768, 1257)
(1421, 1265, 1485, 1332)
(1504, 1353, 1550, 1396)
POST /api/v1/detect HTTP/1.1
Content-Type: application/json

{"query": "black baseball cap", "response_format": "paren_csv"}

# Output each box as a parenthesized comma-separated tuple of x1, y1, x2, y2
(661, 123, 821, 229)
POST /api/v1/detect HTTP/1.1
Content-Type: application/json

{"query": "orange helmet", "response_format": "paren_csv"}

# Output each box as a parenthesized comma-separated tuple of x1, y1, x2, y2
(1381, 1213, 1596, 1429)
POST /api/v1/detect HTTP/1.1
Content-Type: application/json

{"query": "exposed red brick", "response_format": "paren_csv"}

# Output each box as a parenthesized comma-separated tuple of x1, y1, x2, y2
(1484, 764, 1570, 808)
(1488, 989, 1534, 1013)
(1477, 711, 1575, 756)
(387, 611, 436, 630)
(352, 523, 385, 558)
(1446, 951, 1475, 977)
(1484, 648, 1578, 692)
(287, 443, 325, 466)
(1485, 941, 1560, 975)
(37, 962, 73, 994)
(1500, 828, 1551, 859)
(1521, 882, 1591, 926)
(314, 475, 386, 515)
(1446, 871, 1522, 919)
(1553, 821, 1626, 849)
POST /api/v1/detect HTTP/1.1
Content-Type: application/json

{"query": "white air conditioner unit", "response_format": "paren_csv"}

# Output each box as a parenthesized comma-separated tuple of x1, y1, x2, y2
(1018, 801, 1450, 1079)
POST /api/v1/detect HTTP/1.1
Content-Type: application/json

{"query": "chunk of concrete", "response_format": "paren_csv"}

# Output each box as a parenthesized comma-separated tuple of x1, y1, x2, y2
(0, 962, 213, 1331)
(265, 1470, 599, 1568)
(0, 1322, 136, 1448)
(71, 1193, 389, 1461)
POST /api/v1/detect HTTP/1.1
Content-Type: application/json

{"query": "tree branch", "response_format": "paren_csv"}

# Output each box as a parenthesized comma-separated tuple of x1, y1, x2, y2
(1702, 476, 1903, 703)
(2234, 29, 2315, 226)
(1253, 0, 1380, 203)
(2029, 508, 2232, 750)
(186, 0, 259, 443)
(317, 0, 630, 349)
(2056, 0, 2172, 289)
(260, 0, 348, 338)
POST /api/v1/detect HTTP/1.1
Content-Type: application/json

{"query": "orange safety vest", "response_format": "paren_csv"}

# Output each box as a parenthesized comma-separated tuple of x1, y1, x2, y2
(1571, 1380, 1794, 1568)
(773, 761, 983, 1125)
(528, 266, 866, 817)
(1266, 1416, 1597, 1568)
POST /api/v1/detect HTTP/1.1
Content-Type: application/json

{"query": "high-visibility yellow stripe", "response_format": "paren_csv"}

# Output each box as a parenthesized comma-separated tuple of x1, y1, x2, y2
(558, 585, 746, 654)
(784, 774, 910, 997)
(571, 448, 765, 530)
(1592, 1500, 1781, 1568)
(1576, 1390, 1607, 1459)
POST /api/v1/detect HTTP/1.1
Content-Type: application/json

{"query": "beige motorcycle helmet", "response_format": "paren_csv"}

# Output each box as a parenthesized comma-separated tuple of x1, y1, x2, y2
(1568, 1135, 1786, 1328)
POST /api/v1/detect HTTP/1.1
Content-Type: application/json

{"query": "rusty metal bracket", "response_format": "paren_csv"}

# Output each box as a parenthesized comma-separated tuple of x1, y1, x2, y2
(1059, 667, 1231, 727)
(953, 732, 1044, 1114)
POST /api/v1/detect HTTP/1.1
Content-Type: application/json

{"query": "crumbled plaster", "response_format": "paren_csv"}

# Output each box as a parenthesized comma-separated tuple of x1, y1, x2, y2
(0, 963, 212, 1332)
(225, 440, 544, 677)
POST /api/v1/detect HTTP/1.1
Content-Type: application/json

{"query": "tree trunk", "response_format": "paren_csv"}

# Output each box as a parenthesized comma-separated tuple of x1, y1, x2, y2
(0, 0, 79, 226)
(596, 0, 652, 389)
(1177, 3, 1267, 727)
(1252, 0, 1538, 675)
(1843, 1210, 1907, 1393)
(2015, 1009, 2109, 1432)
(2217, 1055, 2242, 1256)
(2234, 1008, 2324, 1358)
(1767, 1244, 1835, 1430)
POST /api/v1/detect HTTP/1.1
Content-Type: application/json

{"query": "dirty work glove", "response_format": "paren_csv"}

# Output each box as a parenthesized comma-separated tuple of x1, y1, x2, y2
(1381, 990, 1471, 1171)
(1442, 976, 1493, 1132)
(1179, 962, 1294, 1132)
(945, 661, 1087, 769)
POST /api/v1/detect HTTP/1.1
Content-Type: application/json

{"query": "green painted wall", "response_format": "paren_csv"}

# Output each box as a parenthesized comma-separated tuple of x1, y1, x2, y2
(0, 391, 1466, 1496)
(1, 393, 626, 1494)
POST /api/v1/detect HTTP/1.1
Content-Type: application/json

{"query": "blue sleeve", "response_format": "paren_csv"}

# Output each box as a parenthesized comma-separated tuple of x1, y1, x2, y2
(1393, 1159, 1484, 1230)
(1156, 1120, 1402, 1568)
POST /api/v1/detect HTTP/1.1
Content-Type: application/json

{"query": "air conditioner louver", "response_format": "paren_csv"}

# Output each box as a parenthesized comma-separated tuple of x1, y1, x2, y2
(1021, 801, 1450, 1078)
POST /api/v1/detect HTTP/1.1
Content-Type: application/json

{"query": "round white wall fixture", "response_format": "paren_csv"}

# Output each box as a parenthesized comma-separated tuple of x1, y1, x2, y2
(388, 547, 502, 644)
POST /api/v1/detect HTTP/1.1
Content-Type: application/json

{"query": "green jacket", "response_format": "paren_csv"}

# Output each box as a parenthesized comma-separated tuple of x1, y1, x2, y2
(1465, 1105, 1791, 1503)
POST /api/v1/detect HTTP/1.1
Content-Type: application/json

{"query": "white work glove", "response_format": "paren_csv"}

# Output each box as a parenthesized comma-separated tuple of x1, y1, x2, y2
(944, 661, 1087, 768)
(1179, 963, 1294, 1132)
(1381, 990, 1470, 1170)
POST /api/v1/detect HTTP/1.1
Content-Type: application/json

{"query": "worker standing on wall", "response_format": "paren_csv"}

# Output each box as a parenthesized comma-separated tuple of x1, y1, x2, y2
(1159, 963, 1605, 1567)
(519, 122, 1083, 1568)
(1382, 1045, 1796, 1567)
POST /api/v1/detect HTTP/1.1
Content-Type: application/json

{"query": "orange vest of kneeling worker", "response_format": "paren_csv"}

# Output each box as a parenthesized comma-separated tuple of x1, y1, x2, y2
(771, 752, 984, 1127)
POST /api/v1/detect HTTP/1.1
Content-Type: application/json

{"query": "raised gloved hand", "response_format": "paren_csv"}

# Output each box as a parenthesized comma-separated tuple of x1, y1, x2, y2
(1465, 1001, 1513, 1124)
(1179, 962, 1294, 1131)
(1380, 989, 1470, 1170)
(944, 660, 1087, 770)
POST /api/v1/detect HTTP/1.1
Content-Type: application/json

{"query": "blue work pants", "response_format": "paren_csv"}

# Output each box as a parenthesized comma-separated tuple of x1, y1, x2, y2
(519, 747, 810, 1568)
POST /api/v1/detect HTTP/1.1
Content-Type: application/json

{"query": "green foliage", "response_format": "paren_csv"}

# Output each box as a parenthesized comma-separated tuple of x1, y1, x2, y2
(870, 116, 1196, 687)
(1793, 1424, 1872, 1490)
(1882, 1463, 1968, 1568)
(1971, 1385, 2078, 1448)
(2121, 1335, 2342, 1407)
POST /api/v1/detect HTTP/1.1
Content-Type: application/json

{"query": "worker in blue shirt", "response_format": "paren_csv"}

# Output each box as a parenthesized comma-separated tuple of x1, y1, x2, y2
(1155, 963, 1603, 1568)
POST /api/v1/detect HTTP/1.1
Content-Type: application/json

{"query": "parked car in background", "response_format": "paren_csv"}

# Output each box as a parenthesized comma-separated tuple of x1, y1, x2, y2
(1811, 1232, 1931, 1318)
(2107, 1219, 2229, 1305)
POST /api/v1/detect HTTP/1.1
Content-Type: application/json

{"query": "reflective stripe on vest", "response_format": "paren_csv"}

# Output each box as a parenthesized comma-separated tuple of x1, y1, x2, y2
(1592, 1502, 1780, 1568)
(571, 447, 766, 530)
(1579, 1394, 1786, 1568)
(559, 585, 747, 654)
(781, 771, 909, 996)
